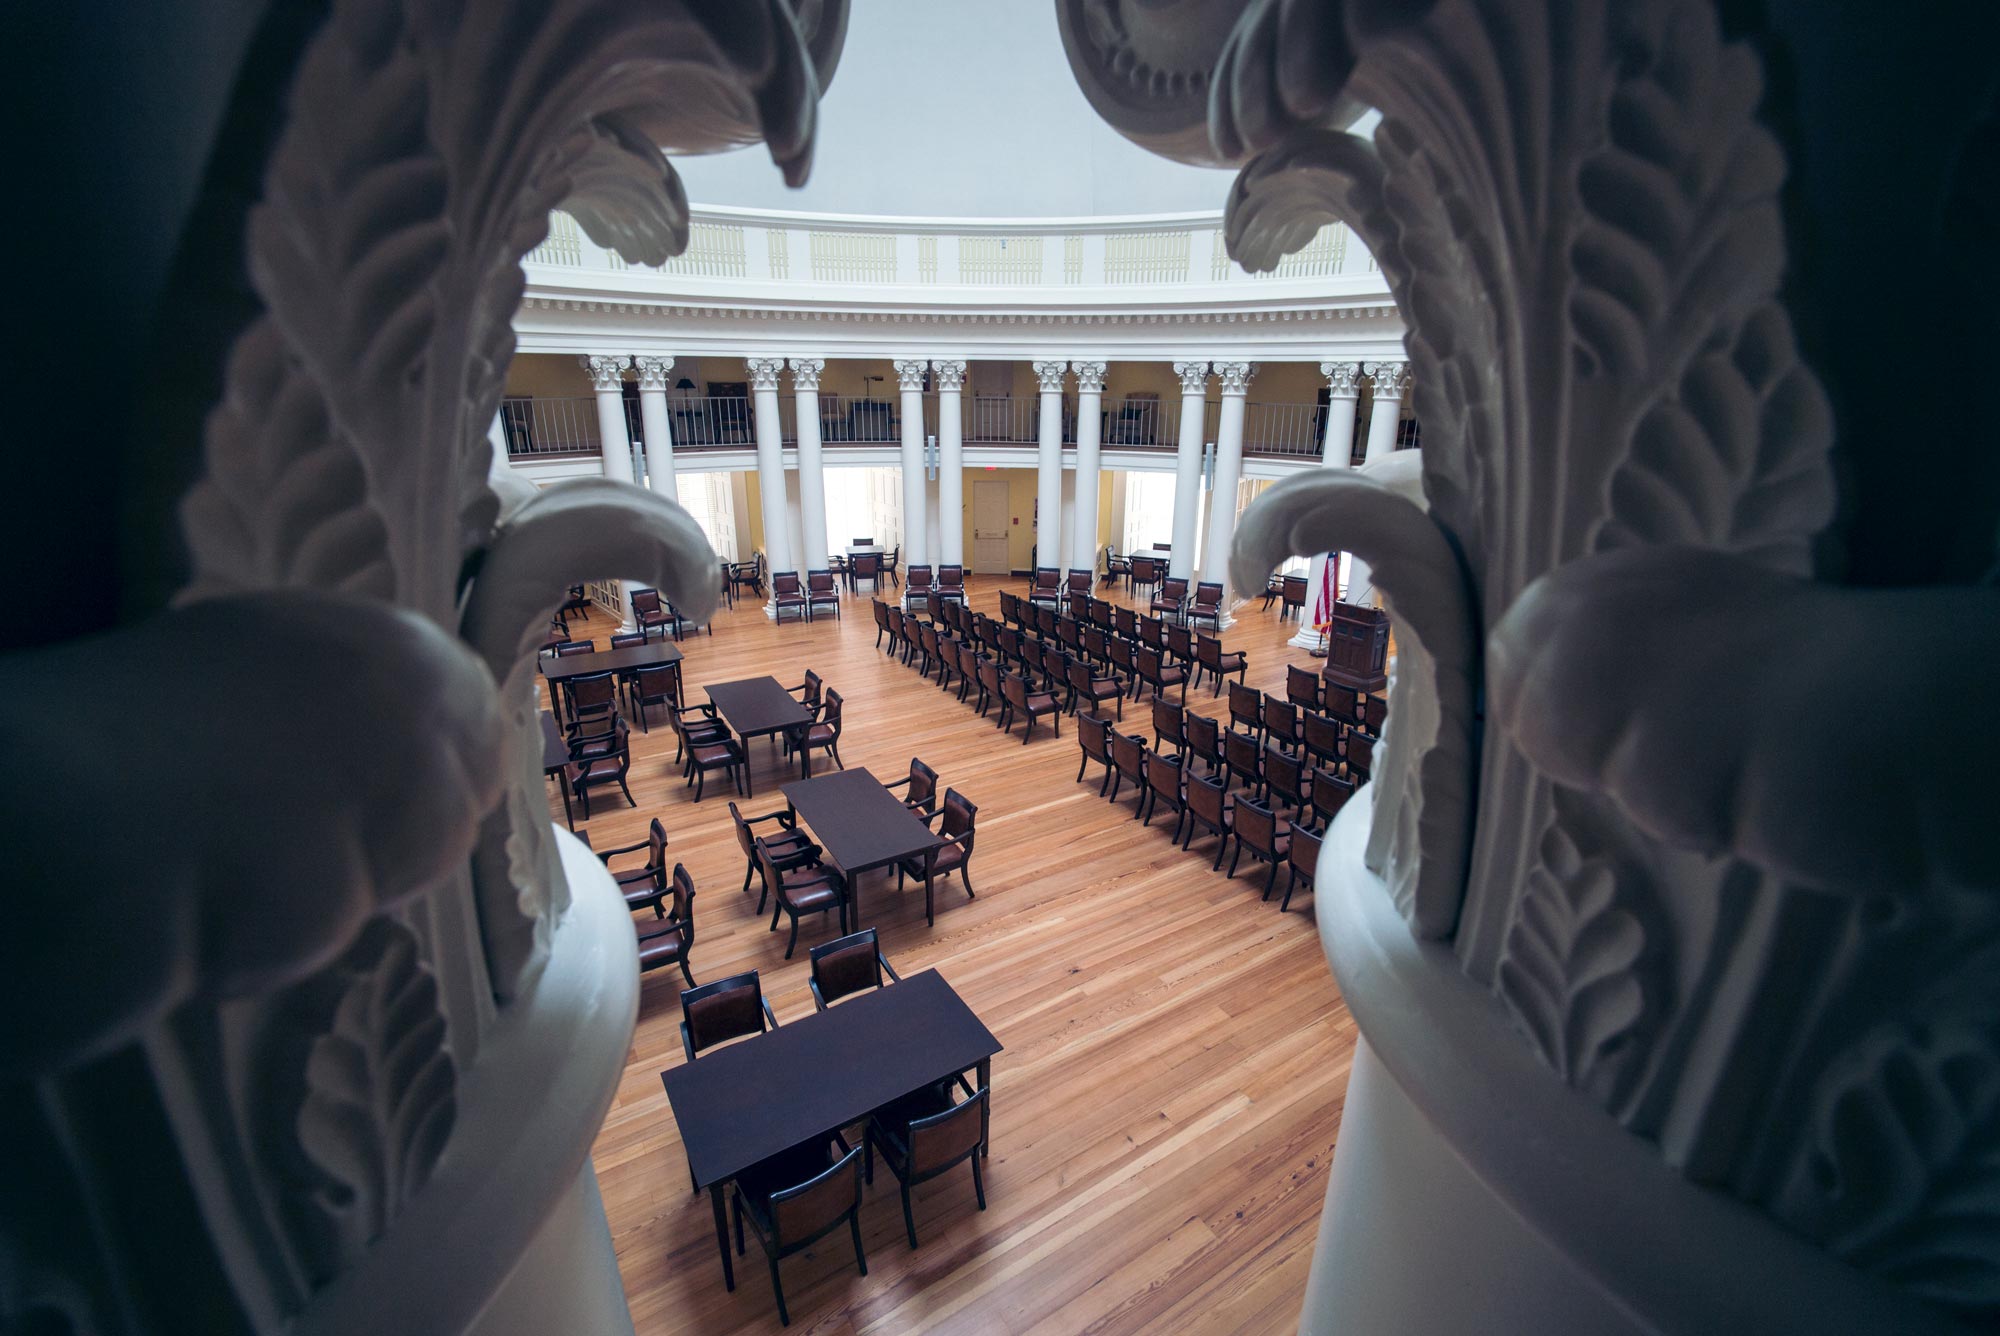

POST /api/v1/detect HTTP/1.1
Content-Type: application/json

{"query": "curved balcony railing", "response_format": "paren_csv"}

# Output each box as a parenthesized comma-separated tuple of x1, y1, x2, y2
(499, 394, 1353, 461)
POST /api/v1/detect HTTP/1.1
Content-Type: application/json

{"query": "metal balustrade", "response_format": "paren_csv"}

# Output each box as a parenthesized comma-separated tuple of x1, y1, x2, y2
(500, 393, 1341, 461)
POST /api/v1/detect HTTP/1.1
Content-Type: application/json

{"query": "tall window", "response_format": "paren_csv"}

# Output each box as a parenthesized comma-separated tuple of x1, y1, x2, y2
(675, 471, 738, 562)
(822, 466, 902, 553)
(1122, 471, 1178, 554)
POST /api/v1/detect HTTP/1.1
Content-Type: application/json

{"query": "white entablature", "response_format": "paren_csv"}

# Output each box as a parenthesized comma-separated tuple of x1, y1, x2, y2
(514, 205, 1405, 362)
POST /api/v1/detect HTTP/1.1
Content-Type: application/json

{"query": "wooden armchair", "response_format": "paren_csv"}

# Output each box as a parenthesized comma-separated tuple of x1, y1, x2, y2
(905, 564, 934, 599)
(1028, 566, 1063, 609)
(1228, 681, 1265, 741)
(771, 571, 808, 623)
(1149, 575, 1189, 621)
(1075, 710, 1116, 795)
(1139, 749, 1186, 832)
(1152, 699, 1187, 757)
(1303, 712, 1347, 769)
(630, 661, 681, 733)
(796, 689, 845, 774)
(670, 704, 744, 801)
(1132, 645, 1188, 705)
(1068, 655, 1124, 720)
(851, 551, 883, 594)
(937, 564, 967, 602)
(1224, 728, 1265, 796)
(1184, 710, 1223, 776)
(635, 863, 697, 986)
(899, 788, 979, 925)
(757, 836, 849, 958)
(1182, 769, 1235, 868)
(1195, 634, 1249, 696)
(883, 757, 941, 813)
(1186, 581, 1225, 631)
(565, 717, 635, 819)
(1282, 824, 1321, 912)
(599, 816, 670, 916)
(1262, 694, 1303, 752)
(1108, 729, 1147, 807)
(998, 672, 1061, 743)
(1228, 796, 1292, 901)
(728, 800, 816, 908)
(865, 1081, 989, 1250)
(805, 569, 842, 620)
(630, 587, 674, 641)
(1286, 663, 1323, 712)
(1113, 605, 1138, 639)
(1280, 574, 1309, 622)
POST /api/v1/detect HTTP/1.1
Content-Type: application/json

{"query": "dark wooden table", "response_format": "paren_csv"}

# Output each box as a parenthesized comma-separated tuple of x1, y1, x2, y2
(782, 767, 942, 926)
(539, 638, 684, 685)
(704, 676, 816, 796)
(660, 969, 1001, 1291)
(538, 710, 572, 827)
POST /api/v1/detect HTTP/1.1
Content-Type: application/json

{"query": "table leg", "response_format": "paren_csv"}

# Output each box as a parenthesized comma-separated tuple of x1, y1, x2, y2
(976, 1056, 991, 1156)
(709, 1183, 735, 1290)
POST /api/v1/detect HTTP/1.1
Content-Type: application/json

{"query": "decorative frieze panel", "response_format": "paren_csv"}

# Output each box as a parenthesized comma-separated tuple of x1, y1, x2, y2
(767, 227, 790, 279)
(660, 222, 747, 278)
(529, 211, 581, 266)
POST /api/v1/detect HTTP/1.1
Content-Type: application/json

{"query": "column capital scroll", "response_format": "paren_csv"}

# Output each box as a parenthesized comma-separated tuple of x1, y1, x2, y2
(787, 357, 825, 391)
(580, 354, 630, 391)
(1071, 360, 1107, 393)
(930, 358, 967, 391)
(1367, 360, 1411, 400)
(892, 358, 929, 391)
(1032, 359, 1070, 393)
(1214, 361, 1257, 396)
(1173, 360, 1211, 394)
(746, 357, 786, 391)
(1321, 360, 1363, 398)
(632, 355, 675, 390)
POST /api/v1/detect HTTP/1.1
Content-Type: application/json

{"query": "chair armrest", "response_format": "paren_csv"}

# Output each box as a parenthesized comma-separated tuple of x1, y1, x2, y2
(744, 810, 796, 828)
(878, 953, 903, 984)
(680, 1021, 696, 1065)
(762, 999, 781, 1030)
(810, 980, 829, 1012)
(595, 838, 653, 862)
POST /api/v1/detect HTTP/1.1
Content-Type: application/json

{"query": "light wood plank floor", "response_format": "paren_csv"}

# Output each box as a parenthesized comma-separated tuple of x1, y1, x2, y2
(556, 574, 1356, 1334)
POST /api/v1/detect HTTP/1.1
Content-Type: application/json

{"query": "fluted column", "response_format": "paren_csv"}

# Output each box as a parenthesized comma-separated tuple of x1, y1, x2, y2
(893, 358, 929, 579)
(1347, 360, 1410, 604)
(1069, 360, 1106, 574)
(581, 355, 634, 484)
(1169, 360, 1209, 581)
(747, 357, 790, 616)
(633, 355, 677, 502)
(933, 359, 967, 566)
(789, 357, 828, 571)
(1032, 359, 1068, 571)
(1292, 361, 1364, 646)
(1201, 361, 1256, 624)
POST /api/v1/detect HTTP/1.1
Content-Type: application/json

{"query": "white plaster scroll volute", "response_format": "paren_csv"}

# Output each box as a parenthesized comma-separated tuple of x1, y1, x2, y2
(931, 358, 967, 391)
(892, 358, 929, 392)
(1033, 359, 1071, 393)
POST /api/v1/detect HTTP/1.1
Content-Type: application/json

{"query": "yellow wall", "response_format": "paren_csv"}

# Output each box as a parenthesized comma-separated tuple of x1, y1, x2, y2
(503, 353, 594, 397)
(743, 470, 764, 552)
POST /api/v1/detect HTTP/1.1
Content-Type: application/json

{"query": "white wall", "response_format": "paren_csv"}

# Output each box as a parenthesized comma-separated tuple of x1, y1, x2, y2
(673, 0, 1238, 217)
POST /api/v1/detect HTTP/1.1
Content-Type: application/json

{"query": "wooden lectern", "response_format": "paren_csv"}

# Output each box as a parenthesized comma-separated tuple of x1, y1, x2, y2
(1321, 604, 1390, 692)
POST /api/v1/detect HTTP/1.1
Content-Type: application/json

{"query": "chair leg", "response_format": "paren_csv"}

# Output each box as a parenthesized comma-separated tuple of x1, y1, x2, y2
(741, 860, 756, 896)
(902, 1184, 919, 1250)
(769, 1254, 789, 1327)
(1264, 858, 1280, 902)
(679, 956, 696, 986)
(786, 915, 800, 959)
(851, 1211, 869, 1277)
(960, 866, 975, 899)
(1280, 870, 1297, 913)
(1228, 842, 1244, 878)
(972, 1154, 987, 1210)
(1077, 753, 1087, 784)
(1212, 832, 1230, 872)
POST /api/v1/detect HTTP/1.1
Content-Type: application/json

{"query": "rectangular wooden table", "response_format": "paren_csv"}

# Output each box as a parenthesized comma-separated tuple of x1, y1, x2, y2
(660, 969, 1001, 1290)
(782, 767, 942, 926)
(704, 676, 816, 796)
(539, 638, 683, 685)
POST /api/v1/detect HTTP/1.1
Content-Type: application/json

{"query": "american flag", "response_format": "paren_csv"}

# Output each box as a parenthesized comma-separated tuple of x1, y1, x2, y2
(1312, 553, 1338, 640)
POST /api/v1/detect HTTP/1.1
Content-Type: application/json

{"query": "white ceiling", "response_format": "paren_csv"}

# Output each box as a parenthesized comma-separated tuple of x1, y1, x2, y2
(673, 0, 1239, 218)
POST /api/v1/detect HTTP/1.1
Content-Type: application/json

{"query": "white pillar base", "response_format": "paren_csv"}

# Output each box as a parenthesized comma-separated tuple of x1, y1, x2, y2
(1288, 625, 1325, 650)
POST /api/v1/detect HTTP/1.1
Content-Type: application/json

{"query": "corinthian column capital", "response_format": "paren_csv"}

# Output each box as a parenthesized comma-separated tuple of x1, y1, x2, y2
(581, 354, 629, 391)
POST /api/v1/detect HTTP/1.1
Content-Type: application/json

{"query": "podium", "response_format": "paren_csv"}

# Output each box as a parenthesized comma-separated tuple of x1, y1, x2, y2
(1321, 604, 1390, 692)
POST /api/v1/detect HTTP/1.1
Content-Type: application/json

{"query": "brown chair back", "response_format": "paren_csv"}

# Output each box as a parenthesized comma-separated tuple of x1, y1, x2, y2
(909, 1088, 988, 1175)
(1234, 796, 1280, 857)
(770, 1147, 865, 1244)
(681, 971, 772, 1057)
(1282, 574, 1308, 606)
(807, 569, 836, 593)
(903, 757, 939, 810)
(1228, 680, 1262, 733)
(810, 928, 892, 1007)
(1111, 730, 1146, 784)
(939, 787, 978, 854)
(853, 552, 881, 579)
(633, 662, 679, 705)
(907, 564, 934, 590)
(1224, 729, 1262, 787)
(1113, 606, 1138, 638)
(555, 640, 596, 656)
(1145, 750, 1183, 805)
(1287, 664, 1322, 710)
(1191, 581, 1223, 612)
(1077, 710, 1112, 762)
(1312, 768, 1357, 826)
(1165, 623, 1194, 661)
(1152, 699, 1185, 749)
(819, 689, 844, 737)
(1323, 682, 1361, 725)
(1033, 567, 1061, 592)
(611, 630, 647, 649)
(1185, 711, 1221, 766)
(773, 571, 802, 595)
(630, 589, 663, 615)
(1303, 712, 1345, 765)
(1363, 694, 1389, 733)
(1187, 770, 1229, 826)
(1263, 694, 1299, 743)
(1264, 745, 1305, 806)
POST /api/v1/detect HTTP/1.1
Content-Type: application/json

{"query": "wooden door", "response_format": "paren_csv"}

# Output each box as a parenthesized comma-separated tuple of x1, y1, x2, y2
(971, 479, 1011, 574)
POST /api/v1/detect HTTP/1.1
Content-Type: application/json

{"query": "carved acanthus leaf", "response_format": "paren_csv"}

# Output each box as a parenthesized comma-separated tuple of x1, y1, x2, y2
(1777, 1021, 2000, 1311)
(1229, 454, 1479, 938)
(1497, 791, 1667, 1111)
(1571, 5, 1833, 575)
(277, 918, 457, 1288)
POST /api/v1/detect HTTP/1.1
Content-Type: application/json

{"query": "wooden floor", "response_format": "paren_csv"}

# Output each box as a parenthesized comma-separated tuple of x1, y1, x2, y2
(559, 574, 1356, 1335)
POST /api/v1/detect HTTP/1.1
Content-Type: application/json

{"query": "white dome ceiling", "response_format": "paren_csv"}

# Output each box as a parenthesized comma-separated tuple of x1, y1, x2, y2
(672, 0, 1240, 218)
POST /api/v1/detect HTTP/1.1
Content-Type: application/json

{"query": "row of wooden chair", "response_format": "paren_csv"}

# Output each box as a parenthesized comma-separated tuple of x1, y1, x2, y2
(995, 589, 1253, 699)
(674, 948, 988, 1325)
(1023, 566, 1228, 628)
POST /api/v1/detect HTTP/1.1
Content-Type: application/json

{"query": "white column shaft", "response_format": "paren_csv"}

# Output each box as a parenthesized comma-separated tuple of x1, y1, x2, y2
(1169, 385, 1207, 580)
(899, 387, 927, 568)
(1202, 388, 1250, 609)
(794, 387, 827, 570)
(1072, 387, 1102, 573)
(1364, 389, 1403, 464)
(593, 388, 634, 485)
(636, 387, 676, 500)
(752, 381, 791, 613)
(1036, 388, 1064, 570)
(1348, 365, 1407, 603)
(937, 388, 965, 566)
